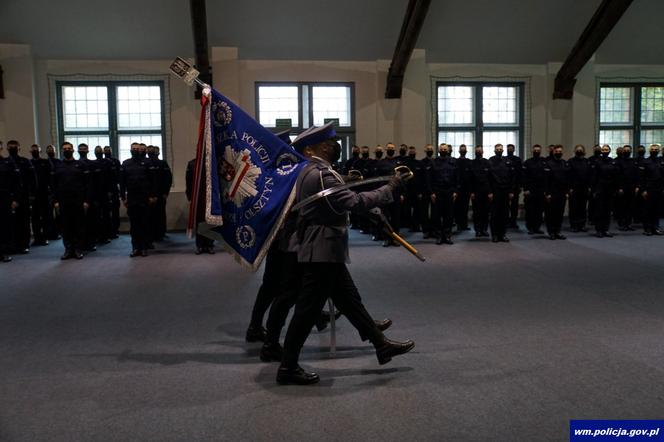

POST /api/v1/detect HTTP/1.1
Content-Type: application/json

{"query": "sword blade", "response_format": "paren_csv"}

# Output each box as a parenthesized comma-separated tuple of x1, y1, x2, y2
(290, 175, 393, 212)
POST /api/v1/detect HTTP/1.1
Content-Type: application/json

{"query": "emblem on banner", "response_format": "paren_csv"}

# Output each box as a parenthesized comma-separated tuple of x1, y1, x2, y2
(275, 152, 299, 176)
(220, 146, 261, 207)
(236, 225, 256, 249)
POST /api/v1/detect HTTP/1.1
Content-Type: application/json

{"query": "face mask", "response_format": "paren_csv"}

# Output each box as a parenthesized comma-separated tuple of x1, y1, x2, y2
(47, 151, 55, 159)
(63, 151, 74, 159)
(352, 152, 359, 158)
(426, 151, 433, 158)
(95, 152, 104, 160)
(79, 152, 88, 159)
(624, 151, 631, 157)
(8, 147, 18, 156)
(31, 151, 40, 159)
(361, 152, 369, 159)
(637, 150, 645, 158)
(331, 143, 341, 163)
(475, 152, 483, 159)
(533, 151, 541, 158)
(594, 150, 601, 156)
(375, 152, 383, 159)
(104, 152, 112, 158)
(495, 150, 503, 157)
(148, 152, 157, 159)
(507, 150, 515, 156)
(386, 149, 395, 157)
(601, 152, 610, 158)
(440, 151, 449, 157)
(408, 152, 416, 159)
(459, 151, 467, 157)
(399, 149, 407, 156)
(131, 150, 141, 158)
(651, 151, 659, 157)
(554, 153, 563, 159)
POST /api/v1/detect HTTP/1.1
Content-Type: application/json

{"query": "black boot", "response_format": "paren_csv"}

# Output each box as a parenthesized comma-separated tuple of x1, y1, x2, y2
(276, 365, 320, 385)
(260, 342, 283, 362)
(245, 324, 267, 343)
(375, 338, 415, 365)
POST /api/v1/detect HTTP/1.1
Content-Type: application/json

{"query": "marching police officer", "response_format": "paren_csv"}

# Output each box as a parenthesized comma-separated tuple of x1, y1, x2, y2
(0, 142, 21, 262)
(506, 143, 522, 229)
(428, 143, 458, 245)
(52, 142, 91, 260)
(470, 145, 491, 237)
(543, 145, 570, 240)
(29, 144, 53, 246)
(103, 145, 121, 238)
(488, 144, 515, 242)
(590, 144, 619, 237)
(278, 123, 414, 385)
(120, 142, 158, 257)
(522, 144, 546, 234)
(454, 144, 472, 232)
(5, 140, 36, 254)
(568, 145, 590, 232)
(639, 144, 663, 236)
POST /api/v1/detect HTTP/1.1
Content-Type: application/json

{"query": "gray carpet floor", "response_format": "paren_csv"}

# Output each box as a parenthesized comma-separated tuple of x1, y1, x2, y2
(2, 225, 664, 441)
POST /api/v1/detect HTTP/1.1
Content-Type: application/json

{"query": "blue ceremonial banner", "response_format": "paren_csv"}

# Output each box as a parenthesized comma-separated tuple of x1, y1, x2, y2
(199, 88, 307, 270)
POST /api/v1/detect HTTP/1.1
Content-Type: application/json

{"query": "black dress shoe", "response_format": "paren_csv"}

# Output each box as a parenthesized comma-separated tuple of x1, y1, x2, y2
(534, 230, 544, 234)
(435, 237, 443, 245)
(556, 233, 567, 240)
(595, 232, 605, 238)
(644, 230, 653, 236)
(500, 236, 510, 242)
(74, 250, 84, 260)
(31, 240, 49, 247)
(375, 338, 415, 365)
(141, 249, 148, 257)
(443, 236, 453, 245)
(2, 255, 13, 263)
(604, 231, 614, 238)
(18, 248, 30, 254)
(206, 247, 215, 254)
(579, 227, 588, 232)
(260, 342, 283, 362)
(570, 228, 579, 233)
(475, 231, 481, 238)
(482, 231, 490, 237)
(61, 251, 74, 260)
(382, 239, 392, 247)
(130, 250, 141, 257)
(548, 234, 556, 240)
(653, 229, 663, 236)
(276, 365, 320, 385)
(375, 318, 392, 332)
(195, 247, 203, 255)
(491, 236, 499, 243)
(245, 325, 267, 343)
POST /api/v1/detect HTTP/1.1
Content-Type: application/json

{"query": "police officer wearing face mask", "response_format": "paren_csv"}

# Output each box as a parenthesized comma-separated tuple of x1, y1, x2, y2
(5, 140, 36, 254)
(543, 145, 570, 240)
(76, 143, 99, 251)
(523, 144, 547, 234)
(419, 144, 435, 238)
(0, 141, 21, 262)
(403, 145, 421, 231)
(45, 144, 62, 240)
(506, 144, 523, 229)
(633, 145, 647, 224)
(103, 146, 121, 238)
(615, 145, 639, 231)
(278, 123, 413, 385)
(120, 142, 159, 257)
(147, 145, 172, 241)
(428, 143, 458, 245)
(343, 145, 361, 175)
(568, 144, 591, 232)
(454, 144, 472, 232)
(373, 143, 402, 246)
(488, 144, 515, 242)
(588, 144, 602, 225)
(52, 142, 91, 260)
(93, 145, 113, 244)
(639, 144, 663, 236)
(29, 144, 53, 247)
(590, 144, 619, 237)
(470, 145, 491, 237)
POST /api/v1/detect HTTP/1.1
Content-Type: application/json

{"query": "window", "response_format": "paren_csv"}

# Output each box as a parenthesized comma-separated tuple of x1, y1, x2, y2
(598, 84, 664, 151)
(57, 82, 165, 162)
(436, 82, 524, 159)
(256, 82, 355, 161)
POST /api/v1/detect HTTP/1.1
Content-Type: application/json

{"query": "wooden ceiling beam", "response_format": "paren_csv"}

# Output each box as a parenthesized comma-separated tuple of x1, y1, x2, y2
(190, 0, 211, 99)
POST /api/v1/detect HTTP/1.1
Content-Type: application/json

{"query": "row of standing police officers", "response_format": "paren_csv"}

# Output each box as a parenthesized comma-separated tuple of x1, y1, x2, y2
(340, 142, 664, 243)
(0, 140, 171, 262)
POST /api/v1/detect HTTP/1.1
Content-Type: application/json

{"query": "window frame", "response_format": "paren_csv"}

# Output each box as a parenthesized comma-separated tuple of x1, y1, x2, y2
(435, 81, 525, 157)
(55, 80, 166, 160)
(597, 82, 664, 149)
(255, 81, 356, 160)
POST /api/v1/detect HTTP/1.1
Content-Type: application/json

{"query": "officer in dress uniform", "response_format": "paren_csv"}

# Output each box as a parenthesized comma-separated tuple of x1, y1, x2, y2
(103, 146, 121, 238)
(506, 144, 522, 229)
(470, 145, 491, 237)
(148, 146, 172, 240)
(633, 145, 647, 224)
(428, 143, 458, 245)
(587, 144, 602, 225)
(93, 146, 113, 245)
(374, 142, 402, 246)
(419, 144, 435, 238)
(639, 144, 663, 236)
(45, 145, 62, 240)
(590, 144, 619, 237)
(568, 145, 590, 232)
(522, 144, 546, 234)
(543, 145, 570, 240)
(488, 144, 515, 242)
(29, 144, 53, 246)
(277, 123, 414, 385)
(120, 142, 158, 257)
(615, 145, 638, 231)
(77, 143, 99, 251)
(52, 142, 91, 260)
(403, 145, 421, 231)
(454, 144, 472, 232)
(6, 140, 36, 254)
(0, 142, 21, 262)
(342, 145, 360, 175)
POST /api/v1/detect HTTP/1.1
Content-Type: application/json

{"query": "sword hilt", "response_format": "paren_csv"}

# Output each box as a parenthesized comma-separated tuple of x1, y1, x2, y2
(394, 165, 414, 181)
